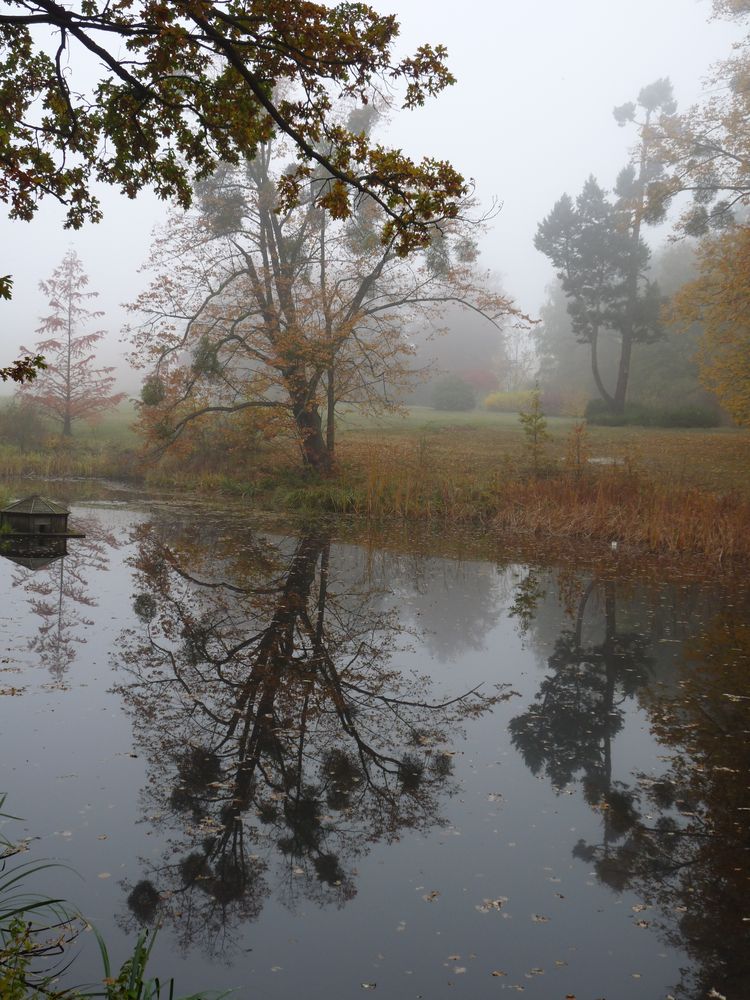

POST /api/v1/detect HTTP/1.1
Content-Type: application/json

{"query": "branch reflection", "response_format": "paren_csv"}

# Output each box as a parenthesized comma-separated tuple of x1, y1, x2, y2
(115, 523, 511, 955)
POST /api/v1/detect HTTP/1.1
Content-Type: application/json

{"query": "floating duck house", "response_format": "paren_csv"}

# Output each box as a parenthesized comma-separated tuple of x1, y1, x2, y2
(0, 495, 85, 563)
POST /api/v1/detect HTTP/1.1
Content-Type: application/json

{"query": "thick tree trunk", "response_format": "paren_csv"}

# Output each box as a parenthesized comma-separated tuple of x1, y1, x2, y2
(285, 371, 332, 474)
(295, 403, 331, 473)
(62, 412, 72, 436)
(590, 330, 616, 410)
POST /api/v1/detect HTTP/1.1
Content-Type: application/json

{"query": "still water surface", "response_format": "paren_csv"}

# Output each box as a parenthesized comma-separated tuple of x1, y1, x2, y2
(0, 494, 748, 999)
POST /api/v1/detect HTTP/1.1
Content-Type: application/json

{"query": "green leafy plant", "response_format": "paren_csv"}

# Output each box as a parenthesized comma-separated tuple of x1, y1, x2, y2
(0, 796, 227, 999)
(518, 386, 552, 475)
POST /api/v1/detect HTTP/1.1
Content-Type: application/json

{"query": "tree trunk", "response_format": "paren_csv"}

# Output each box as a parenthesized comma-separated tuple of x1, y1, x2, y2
(295, 403, 331, 474)
(590, 330, 616, 410)
(325, 366, 335, 458)
(285, 372, 331, 473)
(613, 331, 633, 413)
(62, 412, 72, 437)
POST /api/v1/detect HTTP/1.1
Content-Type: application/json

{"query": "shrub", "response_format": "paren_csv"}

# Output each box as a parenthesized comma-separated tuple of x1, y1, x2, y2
(430, 375, 476, 411)
(140, 376, 166, 406)
(584, 398, 721, 428)
(484, 390, 533, 413)
(0, 401, 49, 452)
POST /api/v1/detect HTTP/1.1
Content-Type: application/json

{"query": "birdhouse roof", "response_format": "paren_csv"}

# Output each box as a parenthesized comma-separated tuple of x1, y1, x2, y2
(1, 495, 69, 515)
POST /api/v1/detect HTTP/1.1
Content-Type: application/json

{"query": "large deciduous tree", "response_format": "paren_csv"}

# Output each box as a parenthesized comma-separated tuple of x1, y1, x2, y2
(128, 138, 515, 473)
(19, 250, 125, 436)
(642, 5, 750, 422)
(646, 4, 750, 234)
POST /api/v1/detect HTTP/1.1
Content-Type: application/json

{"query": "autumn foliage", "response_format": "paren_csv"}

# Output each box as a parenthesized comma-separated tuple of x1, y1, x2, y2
(19, 250, 125, 436)
(670, 226, 750, 425)
(128, 139, 516, 473)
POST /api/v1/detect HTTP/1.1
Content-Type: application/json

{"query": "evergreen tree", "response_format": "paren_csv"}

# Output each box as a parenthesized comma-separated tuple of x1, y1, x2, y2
(535, 80, 676, 413)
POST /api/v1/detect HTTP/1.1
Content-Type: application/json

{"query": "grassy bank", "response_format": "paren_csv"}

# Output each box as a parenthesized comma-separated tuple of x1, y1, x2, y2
(2, 405, 750, 563)
(137, 412, 750, 563)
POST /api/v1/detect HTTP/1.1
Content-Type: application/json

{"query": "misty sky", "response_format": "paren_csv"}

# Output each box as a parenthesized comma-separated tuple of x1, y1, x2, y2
(0, 0, 741, 390)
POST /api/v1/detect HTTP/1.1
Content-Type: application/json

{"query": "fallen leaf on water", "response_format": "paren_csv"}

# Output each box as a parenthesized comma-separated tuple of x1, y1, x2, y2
(531, 914, 549, 923)
(97, 873, 111, 879)
(490, 970, 506, 977)
(475, 897, 508, 913)
(422, 890, 440, 902)
(360, 984, 377, 991)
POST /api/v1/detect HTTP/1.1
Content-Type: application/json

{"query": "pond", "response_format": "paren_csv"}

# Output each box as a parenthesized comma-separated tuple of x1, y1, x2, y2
(0, 490, 748, 999)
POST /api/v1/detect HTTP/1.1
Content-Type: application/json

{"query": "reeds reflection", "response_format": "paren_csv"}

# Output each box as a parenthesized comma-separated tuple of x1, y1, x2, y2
(114, 521, 512, 955)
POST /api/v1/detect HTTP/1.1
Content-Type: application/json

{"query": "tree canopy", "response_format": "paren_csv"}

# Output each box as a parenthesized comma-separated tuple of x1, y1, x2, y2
(128, 138, 513, 472)
(0, 1, 467, 255)
(670, 226, 750, 424)
(646, 4, 750, 233)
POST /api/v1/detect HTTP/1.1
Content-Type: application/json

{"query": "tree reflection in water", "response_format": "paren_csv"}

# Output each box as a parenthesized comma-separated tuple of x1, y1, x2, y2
(509, 572, 750, 1000)
(9, 514, 119, 681)
(114, 522, 512, 956)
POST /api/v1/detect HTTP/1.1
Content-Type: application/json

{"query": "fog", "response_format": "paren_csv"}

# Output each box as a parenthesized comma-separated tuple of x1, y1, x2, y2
(0, 0, 741, 392)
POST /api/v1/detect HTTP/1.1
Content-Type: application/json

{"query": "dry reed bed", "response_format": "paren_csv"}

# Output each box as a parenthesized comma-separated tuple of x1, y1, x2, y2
(3, 424, 749, 565)
(332, 439, 750, 562)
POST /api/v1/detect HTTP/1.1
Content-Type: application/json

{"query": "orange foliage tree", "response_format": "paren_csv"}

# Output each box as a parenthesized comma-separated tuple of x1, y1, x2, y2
(127, 136, 517, 473)
(670, 226, 750, 424)
(19, 250, 125, 436)
(646, 3, 750, 234)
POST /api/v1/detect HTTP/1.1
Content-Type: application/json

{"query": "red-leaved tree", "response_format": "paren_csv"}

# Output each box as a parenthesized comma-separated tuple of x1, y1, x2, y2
(19, 250, 125, 436)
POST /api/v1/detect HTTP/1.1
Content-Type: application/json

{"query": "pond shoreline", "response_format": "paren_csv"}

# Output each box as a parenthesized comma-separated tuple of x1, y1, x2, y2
(2, 473, 746, 582)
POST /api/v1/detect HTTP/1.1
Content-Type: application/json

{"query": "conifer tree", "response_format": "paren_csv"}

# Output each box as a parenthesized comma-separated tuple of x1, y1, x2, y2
(19, 251, 125, 436)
